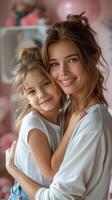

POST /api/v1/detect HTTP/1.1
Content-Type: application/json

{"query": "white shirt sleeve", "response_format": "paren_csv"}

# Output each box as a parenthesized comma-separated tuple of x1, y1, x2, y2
(20, 112, 48, 146)
(35, 111, 106, 200)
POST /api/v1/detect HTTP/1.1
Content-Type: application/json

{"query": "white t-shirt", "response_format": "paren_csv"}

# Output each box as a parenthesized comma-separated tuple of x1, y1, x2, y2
(14, 111, 62, 187)
(35, 104, 112, 200)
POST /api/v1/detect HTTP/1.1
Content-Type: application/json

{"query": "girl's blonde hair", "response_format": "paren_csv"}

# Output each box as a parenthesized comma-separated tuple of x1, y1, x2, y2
(13, 47, 60, 133)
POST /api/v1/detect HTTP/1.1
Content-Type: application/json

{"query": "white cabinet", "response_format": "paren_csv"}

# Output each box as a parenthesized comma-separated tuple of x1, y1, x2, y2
(0, 25, 48, 83)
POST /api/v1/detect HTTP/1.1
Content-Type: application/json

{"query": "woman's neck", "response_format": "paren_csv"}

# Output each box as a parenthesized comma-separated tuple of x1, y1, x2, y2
(70, 95, 100, 112)
(64, 95, 100, 132)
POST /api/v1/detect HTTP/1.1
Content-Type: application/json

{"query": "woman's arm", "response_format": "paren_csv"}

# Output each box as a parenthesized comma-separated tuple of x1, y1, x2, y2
(28, 111, 85, 181)
(5, 141, 41, 200)
(50, 111, 86, 172)
(6, 111, 106, 200)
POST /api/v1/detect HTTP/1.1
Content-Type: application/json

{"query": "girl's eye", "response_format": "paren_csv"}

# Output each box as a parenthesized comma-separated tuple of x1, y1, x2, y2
(49, 62, 59, 68)
(43, 80, 51, 86)
(28, 90, 35, 95)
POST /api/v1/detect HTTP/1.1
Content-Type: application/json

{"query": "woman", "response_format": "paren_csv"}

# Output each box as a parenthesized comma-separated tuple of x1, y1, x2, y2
(6, 13, 112, 200)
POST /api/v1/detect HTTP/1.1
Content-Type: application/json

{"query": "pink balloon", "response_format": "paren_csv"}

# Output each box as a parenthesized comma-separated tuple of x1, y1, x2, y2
(0, 177, 12, 199)
(0, 97, 11, 121)
(101, 0, 112, 22)
(57, 0, 101, 23)
(5, 17, 16, 27)
(83, 0, 101, 22)
(0, 133, 17, 153)
(57, 0, 83, 20)
(0, 177, 12, 187)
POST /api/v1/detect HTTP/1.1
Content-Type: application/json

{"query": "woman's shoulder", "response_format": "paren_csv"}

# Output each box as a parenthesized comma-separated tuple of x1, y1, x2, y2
(78, 104, 104, 133)
(80, 104, 112, 133)
(86, 104, 112, 122)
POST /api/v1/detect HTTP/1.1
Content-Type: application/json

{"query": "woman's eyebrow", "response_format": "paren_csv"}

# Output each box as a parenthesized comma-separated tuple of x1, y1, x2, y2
(49, 54, 79, 61)
(66, 53, 79, 59)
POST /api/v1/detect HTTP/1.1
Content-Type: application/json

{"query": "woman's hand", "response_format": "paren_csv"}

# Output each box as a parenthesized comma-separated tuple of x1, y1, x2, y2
(5, 140, 17, 174)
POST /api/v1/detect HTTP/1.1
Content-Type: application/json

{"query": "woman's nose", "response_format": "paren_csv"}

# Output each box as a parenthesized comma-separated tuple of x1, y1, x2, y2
(59, 62, 67, 75)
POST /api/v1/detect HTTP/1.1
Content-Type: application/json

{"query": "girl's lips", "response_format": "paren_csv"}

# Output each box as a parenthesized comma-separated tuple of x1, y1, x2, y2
(39, 97, 52, 104)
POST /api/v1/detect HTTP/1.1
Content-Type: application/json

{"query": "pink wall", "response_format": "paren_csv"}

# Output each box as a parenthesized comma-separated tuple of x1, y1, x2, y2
(0, 0, 12, 26)
(0, 0, 112, 106)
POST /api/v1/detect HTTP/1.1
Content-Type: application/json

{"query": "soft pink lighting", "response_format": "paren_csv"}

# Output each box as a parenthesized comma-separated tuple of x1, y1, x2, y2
(57, 0, 101, 23)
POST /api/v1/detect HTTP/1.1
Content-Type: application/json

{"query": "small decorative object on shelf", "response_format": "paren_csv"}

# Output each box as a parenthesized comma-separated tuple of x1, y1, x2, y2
(5, 0, 50, 27)
(0, 1, 51, 83)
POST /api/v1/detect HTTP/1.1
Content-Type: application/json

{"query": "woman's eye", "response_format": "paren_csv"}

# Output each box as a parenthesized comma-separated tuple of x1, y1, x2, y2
(68, 57, 78, 63)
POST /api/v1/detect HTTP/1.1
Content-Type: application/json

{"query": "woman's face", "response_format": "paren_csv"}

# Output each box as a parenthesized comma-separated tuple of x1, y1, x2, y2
(48, 40, 87, 97)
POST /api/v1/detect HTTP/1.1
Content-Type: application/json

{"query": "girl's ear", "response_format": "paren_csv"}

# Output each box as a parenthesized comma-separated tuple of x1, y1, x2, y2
(23, 89, 27, 98)
(23, 92, 29, 104)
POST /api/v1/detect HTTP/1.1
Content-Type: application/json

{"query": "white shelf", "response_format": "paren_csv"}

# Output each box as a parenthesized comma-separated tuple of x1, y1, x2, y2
(0, 25, 48, 83)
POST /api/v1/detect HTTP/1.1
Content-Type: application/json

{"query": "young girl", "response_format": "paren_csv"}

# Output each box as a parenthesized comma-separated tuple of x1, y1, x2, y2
(9, 47, 85, 199)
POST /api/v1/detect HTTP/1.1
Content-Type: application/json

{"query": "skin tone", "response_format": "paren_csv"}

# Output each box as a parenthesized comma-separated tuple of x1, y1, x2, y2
(5, 66, 86, 199)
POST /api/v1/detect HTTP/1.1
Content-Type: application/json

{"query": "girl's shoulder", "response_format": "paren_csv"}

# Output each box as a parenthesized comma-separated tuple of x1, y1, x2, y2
(22, 111, 41, 121)
(21, 111, 44, 127)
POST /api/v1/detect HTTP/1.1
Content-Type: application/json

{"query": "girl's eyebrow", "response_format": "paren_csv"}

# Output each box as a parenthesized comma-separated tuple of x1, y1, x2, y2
(25, 78, 48, 91)
(49, 58, 57, 62)
(26, 87, 33, 91)
(25, 87, 34, 93)
(49, 53, 79, 61)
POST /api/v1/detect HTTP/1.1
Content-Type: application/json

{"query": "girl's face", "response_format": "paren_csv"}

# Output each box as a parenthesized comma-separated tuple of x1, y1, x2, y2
(24, 69, 61, 116)
(48, 40, 87, 97)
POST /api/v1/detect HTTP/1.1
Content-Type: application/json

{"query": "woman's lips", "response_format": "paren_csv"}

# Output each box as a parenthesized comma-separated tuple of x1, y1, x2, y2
(60, 78, 75, 86)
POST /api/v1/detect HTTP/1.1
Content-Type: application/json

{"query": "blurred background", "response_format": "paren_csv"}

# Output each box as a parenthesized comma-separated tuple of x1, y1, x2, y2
(0, 0, 112, 199)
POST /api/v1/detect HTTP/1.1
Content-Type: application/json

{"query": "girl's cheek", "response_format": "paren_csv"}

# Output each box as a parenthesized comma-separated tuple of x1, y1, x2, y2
(50, 69, 57, 80)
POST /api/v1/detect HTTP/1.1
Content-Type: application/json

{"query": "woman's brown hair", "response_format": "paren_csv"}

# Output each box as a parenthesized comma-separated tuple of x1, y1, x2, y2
(42, 12, 108, 107)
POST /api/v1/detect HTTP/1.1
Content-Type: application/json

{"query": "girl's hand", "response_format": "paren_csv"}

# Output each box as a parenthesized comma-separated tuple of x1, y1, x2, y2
(5, 140, 17, 174)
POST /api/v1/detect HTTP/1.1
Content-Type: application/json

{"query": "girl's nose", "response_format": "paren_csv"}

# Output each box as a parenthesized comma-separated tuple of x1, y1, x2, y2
(37, 89, 45, 99)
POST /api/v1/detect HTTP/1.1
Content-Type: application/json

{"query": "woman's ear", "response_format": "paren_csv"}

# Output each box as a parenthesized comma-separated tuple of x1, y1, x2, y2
(93, 52, 100, 66)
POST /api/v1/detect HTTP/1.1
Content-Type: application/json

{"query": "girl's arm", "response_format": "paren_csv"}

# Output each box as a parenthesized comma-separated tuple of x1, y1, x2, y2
(5, 142, 40, 200)
(5, 109, 83, 200)
(28, 111, 85, 181)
